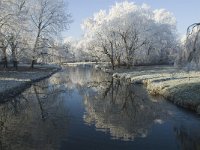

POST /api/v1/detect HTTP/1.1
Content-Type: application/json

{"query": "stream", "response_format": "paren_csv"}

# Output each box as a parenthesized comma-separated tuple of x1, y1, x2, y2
(0, 65, 200, 150)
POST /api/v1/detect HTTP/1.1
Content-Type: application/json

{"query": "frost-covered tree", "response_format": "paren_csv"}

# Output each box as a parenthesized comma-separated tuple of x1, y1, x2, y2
(81, 2, 177, 69)
(63, 37, 93, 62)
(138, 9, 177, 65)
(8, 0, 28, 69)
(0, 0, 72, 69)
(186, 23, 200, 66)
(176, 23, 200, 69)
(29, 0, 71, 68)
(0, 0, 28, 68)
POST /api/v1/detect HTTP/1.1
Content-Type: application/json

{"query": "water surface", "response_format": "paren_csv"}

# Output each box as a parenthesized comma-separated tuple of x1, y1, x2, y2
(0, 65, 200, 150)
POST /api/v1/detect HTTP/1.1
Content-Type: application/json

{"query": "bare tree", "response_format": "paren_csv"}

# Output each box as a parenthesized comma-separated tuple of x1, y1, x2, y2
(116, 26, 146, 68)
(0, 0, 27, 68)
(8, 0, 27, 69)
(30, 0, 72, 68)
(0, 34, 8, 68)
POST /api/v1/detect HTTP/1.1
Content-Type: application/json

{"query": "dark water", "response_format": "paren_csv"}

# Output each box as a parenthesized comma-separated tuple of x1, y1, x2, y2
(0, 65, 200, 150)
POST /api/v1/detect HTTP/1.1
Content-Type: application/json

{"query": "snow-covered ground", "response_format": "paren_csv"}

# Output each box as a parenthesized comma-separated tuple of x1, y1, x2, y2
(112, 66, 200, 114)
(65, 62, 97, 66)
(65, 62, 110, 67)
(0, 65, 61, 101)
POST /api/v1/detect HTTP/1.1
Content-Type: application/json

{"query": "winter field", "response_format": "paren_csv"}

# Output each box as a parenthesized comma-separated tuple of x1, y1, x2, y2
(112, 65, 200, 113)
(0, 65, 61, 101)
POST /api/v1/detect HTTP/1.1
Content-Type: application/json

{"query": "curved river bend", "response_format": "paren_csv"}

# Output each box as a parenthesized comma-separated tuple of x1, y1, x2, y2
(0, 65, 200, 150)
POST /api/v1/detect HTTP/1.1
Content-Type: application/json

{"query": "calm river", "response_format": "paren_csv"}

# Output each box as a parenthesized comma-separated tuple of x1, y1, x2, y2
(0, 65, 200, 150)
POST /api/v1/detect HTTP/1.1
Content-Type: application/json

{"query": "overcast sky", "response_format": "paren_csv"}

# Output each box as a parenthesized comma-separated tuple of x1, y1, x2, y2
(63, 0, 200, 39)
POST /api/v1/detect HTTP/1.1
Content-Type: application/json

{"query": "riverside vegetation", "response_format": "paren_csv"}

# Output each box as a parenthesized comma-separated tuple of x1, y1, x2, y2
(0, 64, 61, 102)
(112, 65, 200, 114)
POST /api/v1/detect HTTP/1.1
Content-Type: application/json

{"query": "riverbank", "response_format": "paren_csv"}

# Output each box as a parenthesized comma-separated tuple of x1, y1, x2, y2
(112, 66, 200, 114)
(0, 64, 61, 102)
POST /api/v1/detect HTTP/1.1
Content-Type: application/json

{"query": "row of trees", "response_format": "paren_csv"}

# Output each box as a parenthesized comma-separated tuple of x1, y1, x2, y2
(78, 2, 178, 69)
(6, 0, 194, 70)
(0, 0, 71, 69)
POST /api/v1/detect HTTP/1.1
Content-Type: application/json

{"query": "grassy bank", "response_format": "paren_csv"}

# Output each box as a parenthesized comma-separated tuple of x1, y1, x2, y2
(112, 66, 200, 114)
(0, 64, 61, 102)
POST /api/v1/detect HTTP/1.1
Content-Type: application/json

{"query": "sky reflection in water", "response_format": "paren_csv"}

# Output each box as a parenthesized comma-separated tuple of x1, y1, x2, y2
(0, 65, 200, 150)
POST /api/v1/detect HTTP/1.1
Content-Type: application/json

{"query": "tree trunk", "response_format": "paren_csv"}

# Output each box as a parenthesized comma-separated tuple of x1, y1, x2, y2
(11, 47, 18, 70)
(117, 56, 121, 67)
(111, 57, 115, 70)
(110, 41, 115, 70)
(3, 57, 7, 68)
(31, 29, 41, 68)
(2, 47, 8, 68)
(31, 59, 35, 68)
(126, 58, 131, 69)
(13, 60, 18, 70)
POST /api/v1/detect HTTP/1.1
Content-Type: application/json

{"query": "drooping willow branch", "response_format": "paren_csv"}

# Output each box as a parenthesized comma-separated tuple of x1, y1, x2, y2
(186, 23, 200, 63)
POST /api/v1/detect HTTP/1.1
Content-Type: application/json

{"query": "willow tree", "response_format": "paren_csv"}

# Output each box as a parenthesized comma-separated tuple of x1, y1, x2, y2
(186, 23, 200, 64)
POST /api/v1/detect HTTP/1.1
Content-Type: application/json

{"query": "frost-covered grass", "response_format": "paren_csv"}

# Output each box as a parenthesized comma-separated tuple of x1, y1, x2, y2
(94, 63, 114, 74)
(112, 66, 200, 113)
(65, 62, 97, 66)
(0, 65, 61, 101)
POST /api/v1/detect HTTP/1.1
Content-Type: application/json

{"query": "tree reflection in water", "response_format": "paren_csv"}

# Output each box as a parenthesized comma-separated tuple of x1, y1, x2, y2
(0, 77, 70, 150)
(0, 65, 200, 150)
(83, 77, 169, 141)
(174, 121, 200, 150)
